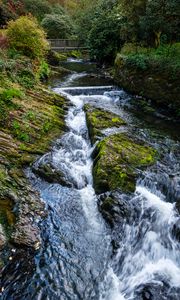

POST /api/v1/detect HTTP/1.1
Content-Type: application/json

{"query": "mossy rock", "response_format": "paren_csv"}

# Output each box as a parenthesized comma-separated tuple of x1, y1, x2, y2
(0, 83, 68, 250)
(84, 104, 126, 144)
(93, 133, 157, 194)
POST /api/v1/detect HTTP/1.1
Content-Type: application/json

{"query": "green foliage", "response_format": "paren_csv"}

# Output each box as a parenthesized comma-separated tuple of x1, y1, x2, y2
(139, 0, 180, 46)
(0, 88, 23, 105)
(73, 0, 179, 62)
(51, 4, 65, 15)
(88, 4, 123, 62)
(23, 0, 52, 21)
(42, 120, 52, 133)
(0, 87, 22, 126)
(7, 48, 22, 59)
(116, 43, 180, 76)
(7, 15, 49, 60)
(41, 14, 74, 39)
(23, 110, 36, 121)
(12, 120, 30, 142)
(16, 69, 36, 89)
(125, 54, 148, 70)
(0, 49, 39, 88)
(0, 1, 17, 26)
(37, 60, 50, 81)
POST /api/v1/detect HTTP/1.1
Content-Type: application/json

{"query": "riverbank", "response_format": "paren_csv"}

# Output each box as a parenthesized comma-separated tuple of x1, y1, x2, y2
(0, 56, 68, 268)
(114, 43, 180, 116)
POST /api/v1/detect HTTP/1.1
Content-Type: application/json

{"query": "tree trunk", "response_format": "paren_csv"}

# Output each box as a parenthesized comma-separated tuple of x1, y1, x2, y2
(154, 31, 162, 48)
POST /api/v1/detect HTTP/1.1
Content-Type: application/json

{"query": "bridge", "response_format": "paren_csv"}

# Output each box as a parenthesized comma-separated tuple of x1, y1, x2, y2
(48, 39, 88, 52)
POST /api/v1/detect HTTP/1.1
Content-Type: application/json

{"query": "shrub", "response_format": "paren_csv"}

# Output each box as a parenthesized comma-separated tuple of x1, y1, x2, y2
(6, 15, 49, 59)
(41, 14, 74, 39)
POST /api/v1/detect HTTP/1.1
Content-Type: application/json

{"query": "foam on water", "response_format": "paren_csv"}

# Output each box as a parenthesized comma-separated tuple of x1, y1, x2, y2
(99, 185, 180, 299)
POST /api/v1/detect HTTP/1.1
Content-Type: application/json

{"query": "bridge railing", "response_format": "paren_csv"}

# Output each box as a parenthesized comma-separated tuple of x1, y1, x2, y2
(48, 39, 80, 48)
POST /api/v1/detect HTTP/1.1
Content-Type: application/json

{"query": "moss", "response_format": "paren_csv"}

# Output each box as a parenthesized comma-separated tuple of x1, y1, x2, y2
(93, 133, 157, 194)
(84, 104, 126, 144)
(0, 79, 67, 249)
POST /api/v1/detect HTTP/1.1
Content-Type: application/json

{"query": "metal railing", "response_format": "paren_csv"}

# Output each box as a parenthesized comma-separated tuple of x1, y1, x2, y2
(48, 39, 80, 48)
(47, 39, 88, 52)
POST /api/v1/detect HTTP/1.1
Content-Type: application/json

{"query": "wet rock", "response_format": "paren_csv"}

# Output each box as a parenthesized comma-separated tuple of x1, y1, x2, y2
(11, 217, 41, 250)
(98, 191, 131, 227)
(93, 133, 157, 194)
(135, 282, 180, 300)
(0, 82, 68, 256)
(98, 190, 132, 252)
(84, 104, 126, 144)
(175, 200, 180, 214)
(0, 224, 6, 250)
(32, 160, 72, 188)
(172, 219, 180, 242)
(46, 49, 67, 65)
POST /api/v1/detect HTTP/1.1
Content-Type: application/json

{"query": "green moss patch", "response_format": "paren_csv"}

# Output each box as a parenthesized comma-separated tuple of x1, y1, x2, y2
(0, 83, 67, 249)
(84, 104, 126, 144)
(93, 133, 157, 194)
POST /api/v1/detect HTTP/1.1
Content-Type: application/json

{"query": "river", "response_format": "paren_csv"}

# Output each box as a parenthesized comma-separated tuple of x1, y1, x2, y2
(1, 59, 180, 299)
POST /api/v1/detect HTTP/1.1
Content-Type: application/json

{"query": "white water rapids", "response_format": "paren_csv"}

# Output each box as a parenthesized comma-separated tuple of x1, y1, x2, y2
(2, 68, 179, 300)
(54, 81, 180, 300)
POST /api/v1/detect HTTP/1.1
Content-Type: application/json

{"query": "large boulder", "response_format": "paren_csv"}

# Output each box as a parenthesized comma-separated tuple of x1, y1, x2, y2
(93, 133, 157, 194)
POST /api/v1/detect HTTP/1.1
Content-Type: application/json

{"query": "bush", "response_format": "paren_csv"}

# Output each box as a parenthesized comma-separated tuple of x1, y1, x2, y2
(41, 14, 74, 39)
(6, 16, 49, 59)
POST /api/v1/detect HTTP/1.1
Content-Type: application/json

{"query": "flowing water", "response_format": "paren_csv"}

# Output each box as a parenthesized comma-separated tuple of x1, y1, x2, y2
(1, 59, 180, 299)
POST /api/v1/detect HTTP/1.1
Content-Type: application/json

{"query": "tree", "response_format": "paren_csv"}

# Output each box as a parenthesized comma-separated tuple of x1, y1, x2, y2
(23, 0, 52, 21)
(41, 13, 74, 39)
(88, 2, 122, 63)
(139, 0, 180, 46)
